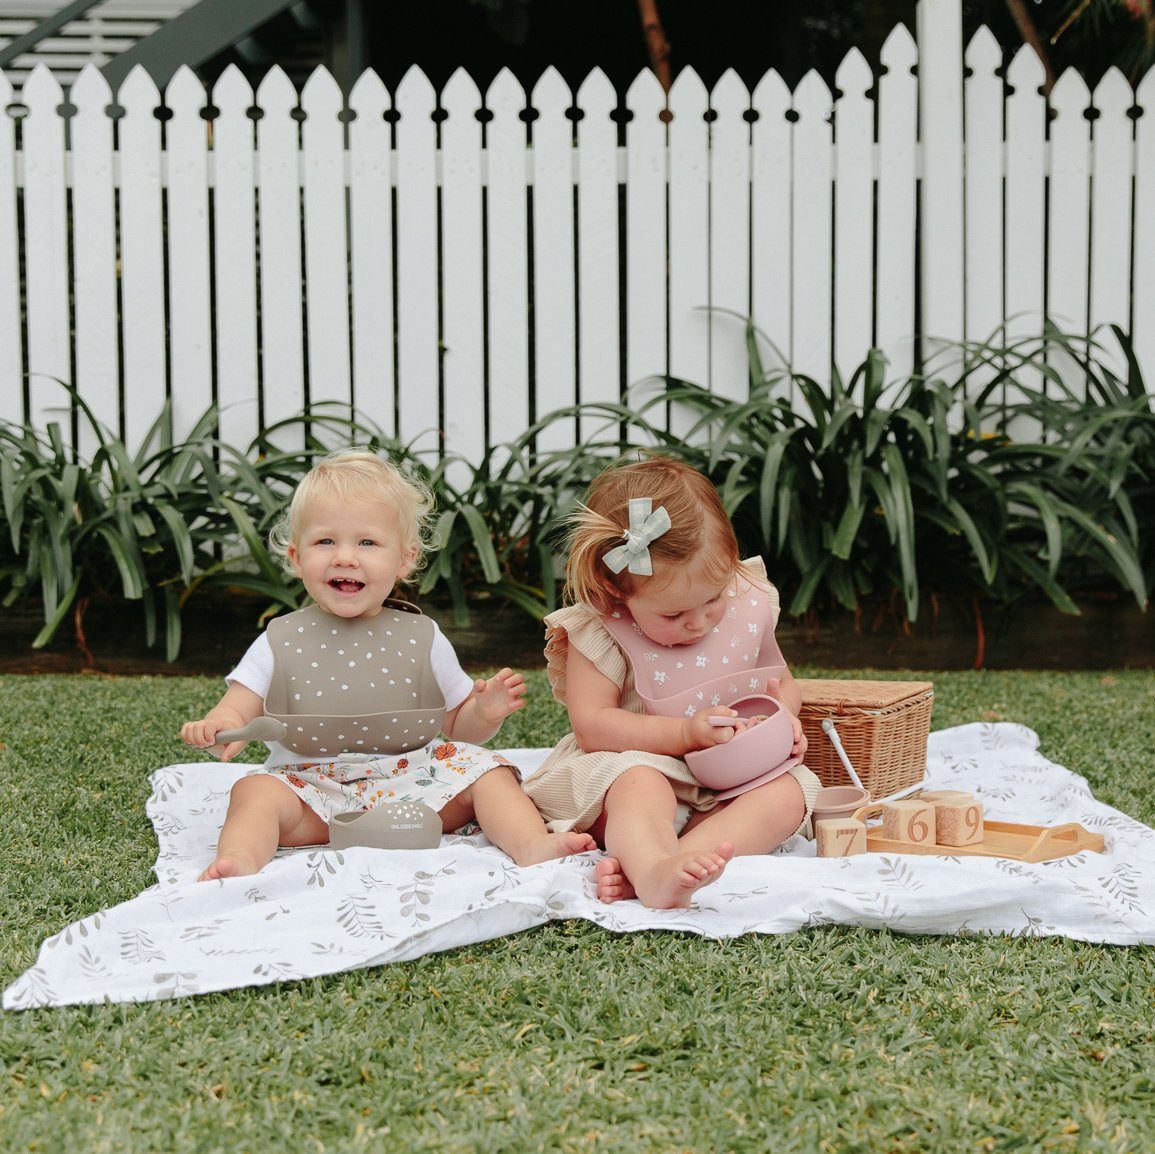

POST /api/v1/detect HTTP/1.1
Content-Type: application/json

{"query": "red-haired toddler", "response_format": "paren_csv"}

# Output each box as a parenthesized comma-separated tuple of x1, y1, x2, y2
(524, 455, 820, 909)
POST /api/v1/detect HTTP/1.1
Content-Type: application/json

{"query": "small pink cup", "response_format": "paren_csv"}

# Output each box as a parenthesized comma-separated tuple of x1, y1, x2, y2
(811, 785, 871, 826)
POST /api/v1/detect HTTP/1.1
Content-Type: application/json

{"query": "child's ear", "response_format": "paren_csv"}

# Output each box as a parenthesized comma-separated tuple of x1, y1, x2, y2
(397, 544, 419, 581)
(596, 577, 624, 609)
(287, 543, 304, 578)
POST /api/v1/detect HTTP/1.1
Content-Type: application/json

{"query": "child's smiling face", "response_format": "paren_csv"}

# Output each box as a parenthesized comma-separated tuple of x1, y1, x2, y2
(623, 565, 730, 647)
(288, 495, 415, 619)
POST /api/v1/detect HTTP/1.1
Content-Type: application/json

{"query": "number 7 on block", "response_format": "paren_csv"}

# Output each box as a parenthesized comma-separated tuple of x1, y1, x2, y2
(816, 818, 867, 857)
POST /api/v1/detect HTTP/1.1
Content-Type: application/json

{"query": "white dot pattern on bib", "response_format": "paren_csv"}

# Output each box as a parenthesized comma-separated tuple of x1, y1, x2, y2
(600, 576, 789, 725)
(263, 604, 448, 758)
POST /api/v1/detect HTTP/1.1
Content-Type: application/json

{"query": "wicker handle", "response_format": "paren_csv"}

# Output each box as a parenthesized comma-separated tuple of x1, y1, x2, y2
(813, 710, 875, 727)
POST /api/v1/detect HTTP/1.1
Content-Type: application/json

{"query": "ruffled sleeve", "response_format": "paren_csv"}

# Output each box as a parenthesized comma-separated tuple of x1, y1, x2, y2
(542, 603, 627, 705)
(738, 556, 781, 629)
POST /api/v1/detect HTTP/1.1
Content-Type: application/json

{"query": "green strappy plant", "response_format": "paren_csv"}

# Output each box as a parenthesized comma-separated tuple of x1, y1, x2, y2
(614, 319, 1150, 623)
(2, 326, 1151, 663)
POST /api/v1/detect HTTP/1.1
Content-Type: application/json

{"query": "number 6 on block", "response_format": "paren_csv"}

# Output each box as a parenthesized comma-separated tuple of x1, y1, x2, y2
(881, 800, 937, 846)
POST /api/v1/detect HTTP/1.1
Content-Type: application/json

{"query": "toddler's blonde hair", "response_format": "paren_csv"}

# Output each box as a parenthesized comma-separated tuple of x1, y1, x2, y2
(268, 448, 436, 575)
(565, 455, 742, 615)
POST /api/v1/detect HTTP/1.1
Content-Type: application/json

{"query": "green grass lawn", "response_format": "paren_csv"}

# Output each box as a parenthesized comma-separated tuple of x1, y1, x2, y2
(2, 668, 1155, 1153)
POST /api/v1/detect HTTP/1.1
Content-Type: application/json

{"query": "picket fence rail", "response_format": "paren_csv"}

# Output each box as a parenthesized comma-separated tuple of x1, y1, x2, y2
(0, 0, 1152, 464)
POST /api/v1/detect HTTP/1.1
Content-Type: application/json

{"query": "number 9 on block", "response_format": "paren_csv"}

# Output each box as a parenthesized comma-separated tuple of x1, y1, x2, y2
(932, 797, 984, 846)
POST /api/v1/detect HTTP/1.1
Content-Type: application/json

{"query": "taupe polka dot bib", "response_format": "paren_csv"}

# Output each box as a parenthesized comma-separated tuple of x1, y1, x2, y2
(264, 600, 446, 758)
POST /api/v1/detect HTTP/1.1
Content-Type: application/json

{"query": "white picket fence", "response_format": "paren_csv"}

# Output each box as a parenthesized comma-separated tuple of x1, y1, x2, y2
(1, 0, 1153, 464)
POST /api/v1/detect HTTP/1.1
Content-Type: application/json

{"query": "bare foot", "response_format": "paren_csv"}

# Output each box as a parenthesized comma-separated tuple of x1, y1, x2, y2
(595, 856, 637, 903)
(198, 853, 262, 882)
(510, 830, 597, 867)
(632, 843, 735, 909)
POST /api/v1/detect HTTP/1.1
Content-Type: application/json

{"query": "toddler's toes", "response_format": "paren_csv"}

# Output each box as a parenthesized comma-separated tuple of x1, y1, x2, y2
(595, 856, 637, 903)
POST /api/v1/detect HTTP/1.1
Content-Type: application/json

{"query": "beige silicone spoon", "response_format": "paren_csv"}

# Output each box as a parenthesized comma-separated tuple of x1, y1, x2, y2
(214, 716, 288, 745)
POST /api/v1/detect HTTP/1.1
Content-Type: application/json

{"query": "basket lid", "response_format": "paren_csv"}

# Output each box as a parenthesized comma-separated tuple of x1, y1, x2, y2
(798, 678, 933, 710)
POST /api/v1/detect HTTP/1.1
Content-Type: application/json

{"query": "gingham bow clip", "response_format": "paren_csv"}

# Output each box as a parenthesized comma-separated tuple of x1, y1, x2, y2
(602, 498, 672, 576)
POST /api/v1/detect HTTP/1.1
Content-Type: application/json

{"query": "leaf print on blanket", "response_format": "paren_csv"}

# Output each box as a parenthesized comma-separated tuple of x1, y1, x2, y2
(875, 856, 926, 891)
(45, 911, 105, 949)
(722, 884, 771, 904)
(400, 865, 455, 924)
(253, 961, 305, 982)
(1092, 864, 1145, 916)
(77, 946, 110, 980)
(831, 888, 909, 926)
(153, 813, 187, 839)
(180, 921, 229, 941)
(5, 966, 55, 1009)
(359, 868, 394, 893)
(1012, 909, 1057, 937)
(483, 860, 522, 900)
(120, 929, 164, 964)
(149, 769, 185, 804)
(337, 895, 395, 939)
(305, 850, 344, 888)
(995, 859, 1043, 885)
(153, 972, 201, 998)
(800, 908, 836, 929)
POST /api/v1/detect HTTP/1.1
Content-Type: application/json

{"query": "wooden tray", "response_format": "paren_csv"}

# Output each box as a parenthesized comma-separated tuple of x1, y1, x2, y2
(851, 807, 1105, 863)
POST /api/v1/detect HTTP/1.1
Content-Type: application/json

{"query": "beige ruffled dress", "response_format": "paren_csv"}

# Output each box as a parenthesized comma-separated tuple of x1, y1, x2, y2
(523, 567, 821, 834)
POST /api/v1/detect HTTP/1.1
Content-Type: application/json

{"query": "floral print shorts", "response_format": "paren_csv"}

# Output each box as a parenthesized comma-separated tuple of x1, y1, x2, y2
(247, 740, 518, 833)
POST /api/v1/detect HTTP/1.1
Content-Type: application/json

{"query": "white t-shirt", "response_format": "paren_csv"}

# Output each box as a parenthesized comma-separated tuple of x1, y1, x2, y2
(227, 621, 476, 767)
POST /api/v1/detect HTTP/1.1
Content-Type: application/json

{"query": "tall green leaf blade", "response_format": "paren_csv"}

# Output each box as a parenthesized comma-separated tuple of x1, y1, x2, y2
(881, 443, 919, 619)
(219, 496, 284, 586)
(1053, 499, 1148, 608)
(155, 502, 196, 584)
(831, 499, 866, 560)
(164, 583, 183, 662)
(31, 572, 82, 649)
(459, 504, 502, 584)
(1005, 480, 1064, 577)
(96, 524, 146, 599)
(787, 555, 830, 615)
(942, 496, 996, 584)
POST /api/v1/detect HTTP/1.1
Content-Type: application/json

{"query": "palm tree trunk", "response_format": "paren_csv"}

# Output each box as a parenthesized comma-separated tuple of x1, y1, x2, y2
(1004, 0, 1058, 93)
(636, 0, 671, 91)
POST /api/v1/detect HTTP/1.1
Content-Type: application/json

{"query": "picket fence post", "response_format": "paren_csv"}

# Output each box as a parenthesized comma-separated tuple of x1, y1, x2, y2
(2, 0, 1154, 465)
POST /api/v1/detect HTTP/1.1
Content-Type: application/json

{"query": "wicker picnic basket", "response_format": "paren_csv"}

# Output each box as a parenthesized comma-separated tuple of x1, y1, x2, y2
(798, 679, 934, 798)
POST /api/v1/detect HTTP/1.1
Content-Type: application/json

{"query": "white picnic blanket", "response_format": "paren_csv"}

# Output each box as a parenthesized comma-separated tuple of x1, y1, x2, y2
(6, 723, 1155, 1009)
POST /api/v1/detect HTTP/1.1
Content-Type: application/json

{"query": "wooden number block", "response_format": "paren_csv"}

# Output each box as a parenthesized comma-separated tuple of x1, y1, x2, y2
(920, 790, 972, 803)
(816, 818, 867, 858)
(933, 797, 984, 846)
(881, 800, 936, 846)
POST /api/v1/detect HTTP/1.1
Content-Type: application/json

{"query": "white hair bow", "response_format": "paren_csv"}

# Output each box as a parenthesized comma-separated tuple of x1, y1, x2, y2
(602, 498, 672, 576)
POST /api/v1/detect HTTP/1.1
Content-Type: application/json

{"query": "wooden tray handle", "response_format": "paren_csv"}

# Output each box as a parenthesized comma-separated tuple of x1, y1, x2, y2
(1023, 822, 1104, 862)
(852, 804, 882, 824)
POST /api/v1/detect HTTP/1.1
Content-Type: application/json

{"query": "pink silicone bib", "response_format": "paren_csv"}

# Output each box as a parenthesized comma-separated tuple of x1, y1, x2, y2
(601, 574, 800, 798)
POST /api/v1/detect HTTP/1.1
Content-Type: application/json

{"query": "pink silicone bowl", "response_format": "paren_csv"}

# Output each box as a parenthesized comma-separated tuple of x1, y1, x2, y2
(684, 694, 795, 794)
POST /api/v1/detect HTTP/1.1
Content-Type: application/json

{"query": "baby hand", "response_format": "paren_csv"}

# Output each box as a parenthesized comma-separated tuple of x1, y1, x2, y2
(472, 668, 527, 723)
(787, 710, 808, 759)
(682, 709, 741, 751)
(180, 719, 244, 763)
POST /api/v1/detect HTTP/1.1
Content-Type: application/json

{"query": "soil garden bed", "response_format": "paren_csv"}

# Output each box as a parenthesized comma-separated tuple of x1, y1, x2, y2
(1, 590, 1151, 675)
